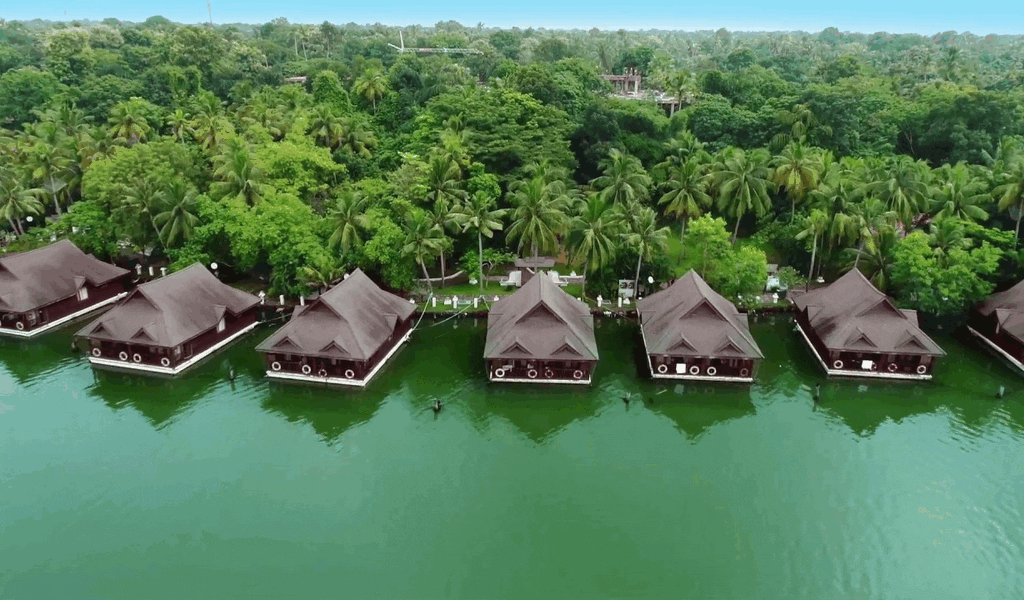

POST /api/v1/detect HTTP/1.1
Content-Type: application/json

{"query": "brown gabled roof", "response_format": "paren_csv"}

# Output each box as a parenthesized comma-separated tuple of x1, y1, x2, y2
(484, 272, 598, 361)
(255, 268, 415, 360)
(637, 270, 762, 359)
(793, 269, 944, 356)
(76, 263, 259, 347)
(975, 279, 1024, 340)
(0, 240, 128, 312)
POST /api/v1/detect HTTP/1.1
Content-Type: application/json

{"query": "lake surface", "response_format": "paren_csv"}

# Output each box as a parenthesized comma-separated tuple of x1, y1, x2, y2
(3, 317, 1024, 599)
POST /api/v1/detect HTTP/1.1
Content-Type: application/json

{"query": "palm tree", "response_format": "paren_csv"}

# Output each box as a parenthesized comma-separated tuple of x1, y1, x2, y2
(309, 105, 343, 149)
(0, 175, 44, 236)
(865, 155, 932, 226)
(154, 180, 200, 248)
(795, 209, 828, 290)
(165, 109, 193, 143)
(994, 159, 1024, 245)
(298, 255, 347, 294)
(592, 148, 652, 207)
(428, 197, 462, 288)
(928, 218, 970, 267)
(623, 206, 670, 300)
(212, 138, 264, 206)
(124, 178, 165, 247)
(327, 190, 370, 254)
(772, 142, 822, 222)
(403, 209, 445, 296)
(654, 131, 705, 176)
(354, 68, 389, 114)
(453, 191, 508, 293)
(507, 175, 569, 257)
(770, 103, 831, 151)
(190, 93, 234, 151)
(845, 225, 898, 290)
(709, 148, 775, 243)
(932, 163, 989, 222)
(423, 154, 466, 207)
(336, 117, 376, 158)
(658, 158, 711, 247)
(108, 100, 152, 146)
(567, 194, 620, 298)
(27, 143, 73, 216)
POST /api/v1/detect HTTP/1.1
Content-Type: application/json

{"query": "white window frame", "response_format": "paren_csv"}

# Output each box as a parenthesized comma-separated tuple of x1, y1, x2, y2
(217, 318, 225, 333)
(77, 287, 89, 301)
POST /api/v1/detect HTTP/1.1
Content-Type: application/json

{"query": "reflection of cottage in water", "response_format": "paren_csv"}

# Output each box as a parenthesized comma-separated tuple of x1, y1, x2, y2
(637, 270, 762, 382)
(0, 240, 130, 338)
(256, 269, 414, 387)
(485, 273, 597, 384)
(793, 269, 944, 379)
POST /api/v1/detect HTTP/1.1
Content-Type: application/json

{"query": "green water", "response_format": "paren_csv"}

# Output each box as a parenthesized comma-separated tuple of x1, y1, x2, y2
(3, 317, 1024, 599)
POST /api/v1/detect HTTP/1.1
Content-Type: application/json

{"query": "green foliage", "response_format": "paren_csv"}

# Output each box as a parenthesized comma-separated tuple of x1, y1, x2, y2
(684, 215, 732, 278)
(312, 70, 352, 112)
(890, 229, 1001, 314)
(709, 245, 769, 298)
(0, 68, 66, 128)
(360, 208, 416, 291)
(253, 136, 345, 204)
(459, 249, 515, 279)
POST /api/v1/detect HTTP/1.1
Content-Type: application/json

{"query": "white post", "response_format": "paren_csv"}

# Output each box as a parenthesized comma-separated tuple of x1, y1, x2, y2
(474, 297, 479, 308)
(279, 294, 285, 305)
(597, 295, 603, 307)
(259, 292, 266, 305)
(135, 264, 142, 276)
(148, 266, 154, 277)
(618, 296, 622, 308)
(431, 297, 437, 308)
(160, 267, 166, 277)
(299, 296, 305, 306)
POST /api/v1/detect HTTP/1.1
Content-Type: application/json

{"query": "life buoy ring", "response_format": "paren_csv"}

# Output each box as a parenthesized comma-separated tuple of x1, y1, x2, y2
(689, 365, 700, 375)
(161, 357, 171, 367)
(301, 364, 312, 375)
(573, 369, 583, 379)
(916, 364, 927, 375)
(271, 361, 282, 371)
(707, 366, 717, 376)
(888, 363, 898, 373)
(740, 368, 750, 377)
(495, 368, 506, 378)
(833, 360, 844, 369)
(527, 369, 538, 379)
(657, 364, 668, 374)
(345, 369, 355, 379)
(91, 348, 101, 357)
(133, 353, 142, 363)
(318, 368, 327, 378)
(544, 368, 554, 378)
(119, 351, 129, 361)
(15, 322, 24, 330)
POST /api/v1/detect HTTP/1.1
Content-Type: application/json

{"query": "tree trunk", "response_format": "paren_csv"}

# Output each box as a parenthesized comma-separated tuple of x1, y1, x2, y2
(478, 231, 485, 294)
(1016, 202, 1023, 247)
(420, 260, 433, 296)
(806, 231, 818, 292)
(8, 216, 21, 236)
(853, 238, 864, 269)
(50, 175, 62, 216)
(439, 250, 446, 289)
(732, 217, 741, 244)
(633, 250, 643, 303)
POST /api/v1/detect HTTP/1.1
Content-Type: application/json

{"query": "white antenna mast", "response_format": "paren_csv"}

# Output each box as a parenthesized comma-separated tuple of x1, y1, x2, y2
(206, 0, 213, 25)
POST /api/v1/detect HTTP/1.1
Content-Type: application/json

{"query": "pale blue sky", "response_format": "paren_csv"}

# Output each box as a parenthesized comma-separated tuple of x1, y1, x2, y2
(1, 0, 1021, 35)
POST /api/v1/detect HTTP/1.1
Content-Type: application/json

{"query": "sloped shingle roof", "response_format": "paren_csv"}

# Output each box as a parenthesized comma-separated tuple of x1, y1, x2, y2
(484, 272, 598, 361)
(255, 268, 415, 360)
(76, 263, 259, 347)
(0, 240, 128, 312)
(975, 279, 1024, 340)
(637, 270, 762, 359)
(793, 269, 944, 356)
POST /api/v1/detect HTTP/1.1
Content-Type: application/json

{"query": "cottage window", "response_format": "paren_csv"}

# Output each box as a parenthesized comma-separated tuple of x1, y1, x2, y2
(77, 287, 89, 301)
(217, 318, 225, 333)
(174, 346, 182, 358)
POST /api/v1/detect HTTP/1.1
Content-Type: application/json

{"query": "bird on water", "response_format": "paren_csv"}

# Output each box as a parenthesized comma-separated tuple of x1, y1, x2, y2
(432, 400, 443, 413)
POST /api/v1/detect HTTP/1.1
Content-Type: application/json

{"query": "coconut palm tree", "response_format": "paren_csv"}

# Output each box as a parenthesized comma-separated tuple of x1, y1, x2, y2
(567, 194, 620, 298)
(165, 109, 193, 143)
(403, 209, 445, 295)
(865, 155, 932, 226)
(108, 100, 152, 146)
(845, 225, 898, 291)
(507, 175, 569, 257)
(190, 93, 234, 151)
(592, 148, 652, 207)
(453, 191, 508, 293)
(309, 105, 343, 149)
(354, 68, 389, 114)
(654, 131, 705, 176)
(622, 206, 670, 300)
(658, 157, 711, 247)
(931, 163, 990, 222)
(155, 180, 200, 248)
(769, 103, 831, 151)
(423, 153, 466, 208)
(26, 143, 74, 216)
(298, 255, 348, 294)
(795, 209, 828, 290)
(336, 117, 376, 158)
(124, 178, 165, 247)
(428, 197, 461, 288)
(0, 174, 44, 236)
(212, 138, 264, 206)
(709, 148, 775, 243)
(995, 159, 1024, 245)
(772, 142, 822, 222)
(327, 190, 369, 254)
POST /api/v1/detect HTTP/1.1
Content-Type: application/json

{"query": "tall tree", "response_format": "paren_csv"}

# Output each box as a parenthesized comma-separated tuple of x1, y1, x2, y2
(622, 206, 670, 300)
(403, 209, 445, 296)
(795, 208, 828, 290)
(567, 194, 620, 298)
(507, 175, 568, 257)
(0, 174, 44, 236)
(155, 180, 200, 248)
(453, 191, 508, 293)
(772, 142, 821, 222)
(592, 148, 652, 207)
(931, 163, 989, 222)
(108, 99, 152, 146)
(865, 156, 932, 226)
(423, 153, 466, 208)
(709, 148, 775, 242)
(994, 159, 1024, 245)
(212, 138, 264, 206)
(26, 143, 73, 216)
(428, 197, 461, 287)
(354, 68, 389, 114)
(327, 189, 369, 254)
(658, 158, 711, 247)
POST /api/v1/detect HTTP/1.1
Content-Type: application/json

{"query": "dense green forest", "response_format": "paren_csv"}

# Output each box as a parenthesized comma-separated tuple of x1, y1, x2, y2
(2, 18, 1023, 315)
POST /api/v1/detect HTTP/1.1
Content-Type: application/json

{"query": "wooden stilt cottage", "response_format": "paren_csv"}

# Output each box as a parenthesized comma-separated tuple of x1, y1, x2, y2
(76, 263, 260, 376)
(0, 240, 130, 338)
(485, 271, 598, 384)
(637, 270, 763, 382)
(793, 269, 944, 379)
(969, 280, 1024, 374)
(255, 268, 415, 387)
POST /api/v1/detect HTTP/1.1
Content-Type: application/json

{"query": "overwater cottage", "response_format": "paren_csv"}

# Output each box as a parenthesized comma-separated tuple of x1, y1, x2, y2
(637, 270, 763, 382)
(255, 268, 415, 387)
(76, 263, 260, 376)
(793, 269, 944, 379)
(485, 271, 598, 384)
(0, 240, 130, 338)
(968, 280, 1024, 374)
